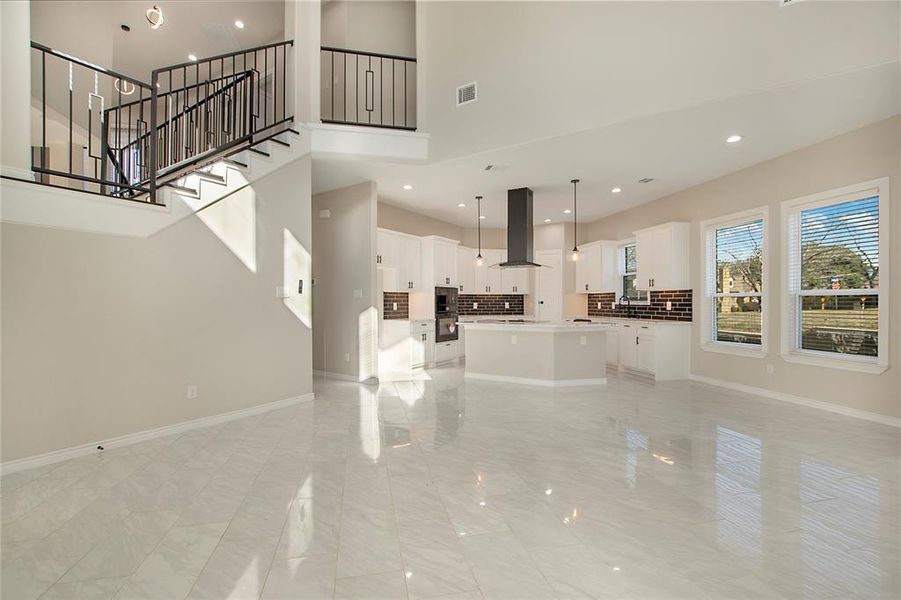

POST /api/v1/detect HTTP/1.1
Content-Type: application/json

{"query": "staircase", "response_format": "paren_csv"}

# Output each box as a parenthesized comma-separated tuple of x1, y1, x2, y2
(27, 40, 299, 213)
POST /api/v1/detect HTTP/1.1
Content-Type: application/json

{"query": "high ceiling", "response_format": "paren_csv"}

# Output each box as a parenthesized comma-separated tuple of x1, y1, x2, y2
(313, 0, 901, 228)
(31, 0, 285, 81)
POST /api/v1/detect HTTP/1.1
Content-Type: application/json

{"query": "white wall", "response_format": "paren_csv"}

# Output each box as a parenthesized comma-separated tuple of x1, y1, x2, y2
(313, 181, 379, 381)
(321, 0, 416, 58)
(1, 157, 314, 462)
(584, 117, 900, 420)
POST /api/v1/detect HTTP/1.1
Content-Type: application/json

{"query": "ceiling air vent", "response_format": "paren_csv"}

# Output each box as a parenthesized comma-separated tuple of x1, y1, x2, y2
(638, 177, 655, 184)
(456, 82, 478, 107)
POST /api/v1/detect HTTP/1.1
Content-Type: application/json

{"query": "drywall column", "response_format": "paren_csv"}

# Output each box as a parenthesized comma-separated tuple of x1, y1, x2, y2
(312, 182, 379, 382)
(285, 0, 321, 124)
(0, 0, 33, 179)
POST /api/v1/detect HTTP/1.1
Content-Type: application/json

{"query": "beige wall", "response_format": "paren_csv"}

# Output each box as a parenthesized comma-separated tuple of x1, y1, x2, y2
(321, 0, 416, 58)
(313, 182, 379, 381)
(1, 158, 314, 462)
(584, 117, 900, 419)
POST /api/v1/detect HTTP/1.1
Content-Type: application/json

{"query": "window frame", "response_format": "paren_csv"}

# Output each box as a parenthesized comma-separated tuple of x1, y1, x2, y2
(700, 206, 770, 358)
(618, 240, 650, 305)
(780, 178, 890, 374)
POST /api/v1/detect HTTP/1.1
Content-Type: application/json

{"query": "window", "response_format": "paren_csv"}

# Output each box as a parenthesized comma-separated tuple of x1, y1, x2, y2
(701, 208, 768, 354)
(782, 178, 889, 372)
(621, 243, 648, 303)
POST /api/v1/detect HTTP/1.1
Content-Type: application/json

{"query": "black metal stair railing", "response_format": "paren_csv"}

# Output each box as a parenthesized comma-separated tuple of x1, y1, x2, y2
(28, 40, 294, 204)
(30, 41, 154, 199)
(320, 46, 416, 131)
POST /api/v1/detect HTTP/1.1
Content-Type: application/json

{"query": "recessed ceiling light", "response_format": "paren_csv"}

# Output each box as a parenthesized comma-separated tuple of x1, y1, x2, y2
(457, 203, 466, 208)
(611, 187, 622, 194)
(120, 24, 131, 32)
(479, 215, 486, 220)
(188, 54, 198, 62)
(234, 20, 245, 29)
(403, 184, 413, 190)
(544, 218, 552, 223)
(726, 134, 743, 144)
(563, 209, 572, 214)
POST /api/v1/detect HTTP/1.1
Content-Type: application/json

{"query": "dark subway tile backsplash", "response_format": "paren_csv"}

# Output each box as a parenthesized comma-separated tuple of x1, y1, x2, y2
(586, 290, 692, 322)
(383, 292, 410, 320)
(458, 294, 525, 316)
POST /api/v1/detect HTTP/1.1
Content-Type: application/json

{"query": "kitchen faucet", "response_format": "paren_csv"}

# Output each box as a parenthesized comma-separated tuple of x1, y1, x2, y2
(618, 295, 636, 319)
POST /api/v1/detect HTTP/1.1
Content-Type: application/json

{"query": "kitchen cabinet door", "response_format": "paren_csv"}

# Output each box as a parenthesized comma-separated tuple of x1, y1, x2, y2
(457, 247, 475, 293)
(501, 265, 529, 294)
(378, 230, 397, 269)
(619, 323, 638, 368)
(637, 331, 656, 373)
(401, 235, 422, 291)
(575, 242, 597, 293)
(634, 223, 689, 291)
(432, 240, 458, 287)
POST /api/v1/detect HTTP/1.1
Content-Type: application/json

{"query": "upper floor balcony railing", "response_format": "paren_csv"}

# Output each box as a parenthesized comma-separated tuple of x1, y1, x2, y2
(29, 40, 293, 204)
(320, 46, 416, 131)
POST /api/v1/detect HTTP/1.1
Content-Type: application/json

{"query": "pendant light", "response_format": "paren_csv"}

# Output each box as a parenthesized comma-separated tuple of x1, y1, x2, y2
(474, 195, 484, 266)
(570, 179, 580, 261)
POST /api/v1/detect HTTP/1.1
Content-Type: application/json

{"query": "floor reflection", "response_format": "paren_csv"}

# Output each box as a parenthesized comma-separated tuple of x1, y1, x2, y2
(1, 365, 897, 599)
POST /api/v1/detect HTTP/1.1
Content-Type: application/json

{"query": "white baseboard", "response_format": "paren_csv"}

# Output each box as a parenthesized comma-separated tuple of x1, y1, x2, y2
(465, 372, 607, 388)
(313, 369, 364, 382)
(688, 374, 900, 428)
(0, 393, 315, 476)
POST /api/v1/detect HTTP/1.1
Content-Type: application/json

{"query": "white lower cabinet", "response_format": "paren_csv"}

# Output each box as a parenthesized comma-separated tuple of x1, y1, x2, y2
(434, 340, 458, 364)
(612, 320, 689, 381)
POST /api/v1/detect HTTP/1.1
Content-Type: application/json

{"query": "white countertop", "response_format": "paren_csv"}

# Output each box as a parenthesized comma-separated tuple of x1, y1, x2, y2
(463, 320, 616, 333)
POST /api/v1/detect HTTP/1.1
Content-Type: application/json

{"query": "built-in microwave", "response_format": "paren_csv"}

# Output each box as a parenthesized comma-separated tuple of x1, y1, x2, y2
(435, 287, 459, 342)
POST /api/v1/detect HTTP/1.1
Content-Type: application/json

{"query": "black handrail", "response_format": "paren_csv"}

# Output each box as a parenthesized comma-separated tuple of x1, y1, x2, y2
(29, 40, 293, 204)
(320, 46, 416, 131)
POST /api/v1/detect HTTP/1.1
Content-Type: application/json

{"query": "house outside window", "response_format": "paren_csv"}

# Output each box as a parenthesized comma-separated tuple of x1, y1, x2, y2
(781, 178, 889, 373)
(701, 207, 768, 355)
(621, 243, 648, 303)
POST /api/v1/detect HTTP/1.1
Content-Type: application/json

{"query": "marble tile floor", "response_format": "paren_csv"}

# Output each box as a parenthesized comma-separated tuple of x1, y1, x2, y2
(1, 365, 898, 599)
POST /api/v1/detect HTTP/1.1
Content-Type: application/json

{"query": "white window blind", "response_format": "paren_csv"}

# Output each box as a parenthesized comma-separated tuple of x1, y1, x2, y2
(788, 193, 880, 358)
(705, 218, 764, 346)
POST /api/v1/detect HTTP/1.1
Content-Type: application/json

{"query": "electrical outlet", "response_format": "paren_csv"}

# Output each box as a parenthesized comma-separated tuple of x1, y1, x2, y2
(598, 302, 602, 310)
(666, 300, 672, 311)
(319, 209, 331, 218)
(392, 302, 398, 311)
(344, 352, 351, 362)
(766, 363, 774, 374)
(473, 302, 478, 309)
(186, 385, 198, 400)
(611, 302, 616, 310)
(580, 336, 587, 346)
(276, 285, 289, 298)
(504, 302, 510, 309)
(511, 334, 518, 345)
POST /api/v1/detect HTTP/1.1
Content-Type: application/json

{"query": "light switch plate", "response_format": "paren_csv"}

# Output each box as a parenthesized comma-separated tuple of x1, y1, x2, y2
(353, 289, 363, 298)
(276, 286, 289, 298)
(597, 302, 602, 310)
(319, 209, 331, 218)
(186, 385, 198, 400)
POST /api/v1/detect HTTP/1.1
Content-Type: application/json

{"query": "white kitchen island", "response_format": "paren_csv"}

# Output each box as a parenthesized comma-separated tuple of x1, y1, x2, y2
(463, 321, 615, 387)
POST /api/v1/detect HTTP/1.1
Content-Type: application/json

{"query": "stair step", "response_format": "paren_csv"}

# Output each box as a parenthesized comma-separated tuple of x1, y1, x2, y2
(167, 183, 199, 197)
(287, 128, 301, 136)
(249, 147, 270, 158)
(269, 138, 290, 148)
(222, 157, 248, 169)
(193, 171, 226, 184)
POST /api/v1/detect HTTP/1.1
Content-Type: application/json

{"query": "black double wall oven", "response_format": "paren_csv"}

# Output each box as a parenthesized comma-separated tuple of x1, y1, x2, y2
(435, 287, 459, 342)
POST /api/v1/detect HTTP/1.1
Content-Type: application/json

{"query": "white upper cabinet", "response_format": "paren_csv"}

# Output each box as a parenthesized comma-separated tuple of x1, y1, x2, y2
(457, 246, 476, 293)
(634, 222, 690, 291)
(473, 249, 504, 294)
(501, 265, 530, 294)
(574, 240, 617, 293)
(378, 229, 422, 291)
(421, 236, 460, 289)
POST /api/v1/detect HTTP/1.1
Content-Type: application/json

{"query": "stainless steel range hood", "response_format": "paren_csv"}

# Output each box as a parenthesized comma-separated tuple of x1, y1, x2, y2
(497, 187, 543, 268)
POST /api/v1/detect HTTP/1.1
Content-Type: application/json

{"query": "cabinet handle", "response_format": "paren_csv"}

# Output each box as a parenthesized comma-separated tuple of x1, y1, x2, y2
(636, 336, 639, 345)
